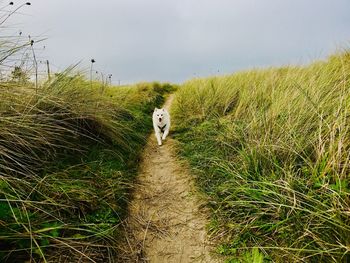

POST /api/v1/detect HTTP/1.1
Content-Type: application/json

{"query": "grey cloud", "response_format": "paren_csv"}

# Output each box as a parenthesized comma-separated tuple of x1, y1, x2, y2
(11, 0, 350, 84)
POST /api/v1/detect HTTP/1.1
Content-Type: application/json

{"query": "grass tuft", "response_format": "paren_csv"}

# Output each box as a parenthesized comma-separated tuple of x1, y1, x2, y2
(0, 69, 175, 261)
(172, 51, 350, 262)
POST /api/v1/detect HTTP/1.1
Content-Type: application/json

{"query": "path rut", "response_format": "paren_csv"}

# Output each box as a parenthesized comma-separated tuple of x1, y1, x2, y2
(121, 95, 220, 263)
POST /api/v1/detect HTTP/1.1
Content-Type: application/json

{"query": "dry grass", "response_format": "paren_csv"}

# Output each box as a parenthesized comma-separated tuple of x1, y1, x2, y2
(0, 69, 175, 262)
(172, 50, 350, 262)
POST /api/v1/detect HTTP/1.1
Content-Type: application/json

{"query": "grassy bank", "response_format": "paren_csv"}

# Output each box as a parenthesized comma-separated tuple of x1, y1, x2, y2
(172, 51, 350, 262)
(0, 73, 175, 262)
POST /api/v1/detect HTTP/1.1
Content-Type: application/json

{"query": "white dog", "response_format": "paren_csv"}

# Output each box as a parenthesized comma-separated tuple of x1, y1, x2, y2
(153, 108, 170, 146)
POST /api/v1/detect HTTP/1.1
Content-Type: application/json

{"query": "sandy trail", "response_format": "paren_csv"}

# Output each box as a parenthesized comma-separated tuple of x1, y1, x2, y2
(121, 95, 220, 263)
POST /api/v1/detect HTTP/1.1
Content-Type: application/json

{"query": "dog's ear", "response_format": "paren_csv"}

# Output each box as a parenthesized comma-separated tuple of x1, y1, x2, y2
(154, 107, 158, 111)
(162, 108, 165, 112)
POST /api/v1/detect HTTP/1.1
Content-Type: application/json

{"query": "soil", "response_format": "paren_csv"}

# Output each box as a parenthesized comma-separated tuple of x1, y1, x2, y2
(120, 95, 220, 263)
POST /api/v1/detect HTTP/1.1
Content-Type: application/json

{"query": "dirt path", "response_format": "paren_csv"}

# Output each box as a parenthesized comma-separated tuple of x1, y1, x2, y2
(121, 95, 220, 263)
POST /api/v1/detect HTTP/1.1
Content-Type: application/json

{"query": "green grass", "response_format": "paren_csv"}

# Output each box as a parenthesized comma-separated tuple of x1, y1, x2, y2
(172, 51, 350, 262)
(0, 70, 175, 262)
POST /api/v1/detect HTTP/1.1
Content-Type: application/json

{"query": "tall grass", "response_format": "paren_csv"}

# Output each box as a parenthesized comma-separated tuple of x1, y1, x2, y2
(172, 51, 350, 262)
(0, 70, 174, 262)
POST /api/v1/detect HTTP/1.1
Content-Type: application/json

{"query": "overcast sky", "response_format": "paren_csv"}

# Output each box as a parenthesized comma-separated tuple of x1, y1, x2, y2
(7, 0, 350, 84)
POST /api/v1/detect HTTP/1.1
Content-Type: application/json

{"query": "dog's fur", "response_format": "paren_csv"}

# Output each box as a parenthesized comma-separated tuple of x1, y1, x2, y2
(153, 108, 170, 146)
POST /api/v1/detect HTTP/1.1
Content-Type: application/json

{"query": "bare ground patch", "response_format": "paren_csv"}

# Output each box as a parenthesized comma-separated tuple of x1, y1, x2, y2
(119, 95, 220, 263)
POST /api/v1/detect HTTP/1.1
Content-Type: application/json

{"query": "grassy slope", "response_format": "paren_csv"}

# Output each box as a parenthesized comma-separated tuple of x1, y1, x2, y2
(0, 74, 175, 262)
(172, 51, 350, 262)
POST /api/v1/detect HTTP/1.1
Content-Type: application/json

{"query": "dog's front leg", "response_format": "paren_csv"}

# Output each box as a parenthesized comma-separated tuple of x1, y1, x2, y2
(162, 128, 169, 140)
(155, 131, 162, 146)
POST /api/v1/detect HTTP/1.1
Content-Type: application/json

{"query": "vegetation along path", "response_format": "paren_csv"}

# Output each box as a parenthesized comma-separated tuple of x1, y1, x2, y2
(122, 95, 220, 263)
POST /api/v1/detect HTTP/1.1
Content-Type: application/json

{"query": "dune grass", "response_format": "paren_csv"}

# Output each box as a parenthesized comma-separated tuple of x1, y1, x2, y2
(172, 51, 350, 262)
(0, 71, 175, 262)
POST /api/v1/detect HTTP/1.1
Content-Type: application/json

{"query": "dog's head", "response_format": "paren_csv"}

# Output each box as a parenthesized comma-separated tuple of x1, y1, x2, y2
(154, 108, 165, 123)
